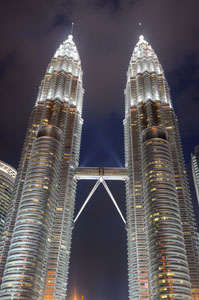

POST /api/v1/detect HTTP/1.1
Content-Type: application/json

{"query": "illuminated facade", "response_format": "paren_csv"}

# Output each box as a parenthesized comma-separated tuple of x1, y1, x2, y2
(0, 161, 16, 237)
(191, 145, 199, 205)
(124, 35, 199, 300)
(0, 32, 199, 300)
(0, 34, 84, 299)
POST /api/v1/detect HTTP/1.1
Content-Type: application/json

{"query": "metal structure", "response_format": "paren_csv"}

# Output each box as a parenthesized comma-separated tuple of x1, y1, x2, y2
(192, 145, 199, 206)
(0, 33, 199, 300)
(124, 35, 199, 300)
(74, 167, 127, 224)
(75, 167, 128, 181)
(0, 161, 16, 237)
(0, 34, 84, 300)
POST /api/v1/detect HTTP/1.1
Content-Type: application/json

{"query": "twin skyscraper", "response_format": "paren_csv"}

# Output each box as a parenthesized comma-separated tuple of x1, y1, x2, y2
(0, 33, 199, 300)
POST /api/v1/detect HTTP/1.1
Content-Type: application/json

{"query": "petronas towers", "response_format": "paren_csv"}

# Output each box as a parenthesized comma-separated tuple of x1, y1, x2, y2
(0, 34, 83, 299)
(124, 35, 199, 300)
(0, 32, 199, 300)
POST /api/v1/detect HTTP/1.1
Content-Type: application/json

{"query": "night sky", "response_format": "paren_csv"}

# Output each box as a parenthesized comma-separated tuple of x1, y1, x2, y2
(0, 1, 199, 300)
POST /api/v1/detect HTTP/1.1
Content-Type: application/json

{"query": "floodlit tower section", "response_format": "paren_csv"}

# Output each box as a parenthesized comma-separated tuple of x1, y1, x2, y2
(0, 161, 16, 237)
(0, 34, 84, 300)
(191, 145, 199, 206)
(124, 35, 199, 300)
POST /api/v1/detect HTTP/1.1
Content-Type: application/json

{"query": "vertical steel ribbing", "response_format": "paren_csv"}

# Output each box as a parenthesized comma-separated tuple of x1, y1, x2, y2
(0, 35, 84, 300)
(0, 126, 62, 299)
(142, 127, 192, 300)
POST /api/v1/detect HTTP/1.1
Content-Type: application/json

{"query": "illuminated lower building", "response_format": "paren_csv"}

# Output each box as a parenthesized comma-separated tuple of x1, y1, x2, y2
(0, 34, 84, 300)
(191, 145, 199, 206)
(124, 35, 199, 299)
(0, 161, 16, 237)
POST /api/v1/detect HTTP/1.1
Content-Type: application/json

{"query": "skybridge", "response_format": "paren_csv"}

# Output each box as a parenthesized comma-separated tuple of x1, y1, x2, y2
(74, 167, 128, 225)
(75, 167, 128, 181)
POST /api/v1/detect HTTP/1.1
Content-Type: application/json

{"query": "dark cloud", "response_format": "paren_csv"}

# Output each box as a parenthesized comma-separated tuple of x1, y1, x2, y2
(128, 0, 141, 5)
(52, 14, 72, 28)
(0, 52, 17, 77)
(168, 54, 199, 137)
(92, 0, 121, 11)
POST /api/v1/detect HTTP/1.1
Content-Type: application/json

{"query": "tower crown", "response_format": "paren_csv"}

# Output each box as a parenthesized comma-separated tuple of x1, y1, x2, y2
(125, 35, 172, 110)
(53, 34, 80, 61)
(36, 34, 84, 110)
(130, 35, 162, 75)
(47, 34, 82, 76)
(132, 35, 158, 61)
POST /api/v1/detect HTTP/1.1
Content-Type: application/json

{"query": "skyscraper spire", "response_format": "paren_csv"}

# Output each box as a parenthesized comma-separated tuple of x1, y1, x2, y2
(138, 22, 143, 35)
(71, 22, 74, 35)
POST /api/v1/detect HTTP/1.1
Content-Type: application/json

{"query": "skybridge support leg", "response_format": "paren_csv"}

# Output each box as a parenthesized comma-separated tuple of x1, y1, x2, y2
(74, 179, 101, 223)
(101, 179, 126, 224)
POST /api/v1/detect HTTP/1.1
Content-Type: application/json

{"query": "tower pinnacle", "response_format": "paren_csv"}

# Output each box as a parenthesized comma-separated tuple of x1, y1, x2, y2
(71, 22, 74, 35)
(68, 34, 73, 41)
(138, 22, 143, 34)
(138, 34, 146, 44)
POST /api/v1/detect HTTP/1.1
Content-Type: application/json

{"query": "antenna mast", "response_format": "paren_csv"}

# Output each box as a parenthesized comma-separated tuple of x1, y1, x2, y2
(71, 22, 74, 35)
